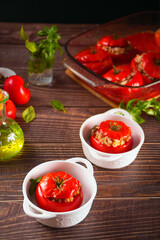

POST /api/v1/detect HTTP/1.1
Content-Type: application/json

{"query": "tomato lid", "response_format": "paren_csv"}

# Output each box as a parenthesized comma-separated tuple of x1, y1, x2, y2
(39, 171, 80, 199)
(97, 35, 129, 48)
(99, 120, 131, 140)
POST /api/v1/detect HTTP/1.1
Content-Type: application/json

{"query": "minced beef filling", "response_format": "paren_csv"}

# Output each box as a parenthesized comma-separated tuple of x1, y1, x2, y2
(91, 126, 131, 148)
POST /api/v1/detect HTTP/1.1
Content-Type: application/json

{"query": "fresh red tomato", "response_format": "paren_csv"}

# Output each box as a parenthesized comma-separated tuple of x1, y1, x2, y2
(75, 45, 110, 63)
(6, 99, 16, 119)
(83, 57, 113, 75)
(4, 75, 31, 105)
(35, 171, 83, 212)
(90, 120, 133, 154)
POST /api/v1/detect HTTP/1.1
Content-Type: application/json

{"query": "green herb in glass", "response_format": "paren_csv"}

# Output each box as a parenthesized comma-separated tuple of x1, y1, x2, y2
(20, 26, 63, 85)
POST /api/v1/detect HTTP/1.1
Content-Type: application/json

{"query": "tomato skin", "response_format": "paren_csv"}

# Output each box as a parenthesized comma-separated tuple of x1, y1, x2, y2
(97, 35, 129, 48)
(90, 120, 133, 154)
(4, 75, 31, 105)
(102, 64, 131, 82)
(35, 183, 83, 212)
(83, 57, 113, 75)
(35, 171, 83, 212)
(155, 29, 160, 48)
(75, 45, 109, 63)
(6, 99, 16, 119)
(90, 134, 133, 154)
(141, 52, 160, 79)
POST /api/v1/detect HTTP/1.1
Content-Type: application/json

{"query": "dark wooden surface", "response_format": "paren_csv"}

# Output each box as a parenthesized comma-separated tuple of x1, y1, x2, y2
(0, 22, 160, 240)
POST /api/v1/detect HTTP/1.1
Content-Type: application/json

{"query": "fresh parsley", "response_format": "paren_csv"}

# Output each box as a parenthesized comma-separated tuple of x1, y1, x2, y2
(119, 98, 160, 124)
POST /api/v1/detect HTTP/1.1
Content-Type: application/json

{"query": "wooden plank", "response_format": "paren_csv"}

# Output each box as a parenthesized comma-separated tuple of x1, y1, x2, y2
(0, 199, 160, 240)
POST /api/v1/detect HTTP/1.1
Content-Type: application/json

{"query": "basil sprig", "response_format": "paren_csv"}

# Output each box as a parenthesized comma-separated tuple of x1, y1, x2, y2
(119, 98, 160, 124)
(20, 25, 63, 73)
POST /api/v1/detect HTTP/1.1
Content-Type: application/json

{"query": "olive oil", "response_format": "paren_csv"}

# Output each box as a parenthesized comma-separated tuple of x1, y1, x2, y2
(0, 90, 24, 160)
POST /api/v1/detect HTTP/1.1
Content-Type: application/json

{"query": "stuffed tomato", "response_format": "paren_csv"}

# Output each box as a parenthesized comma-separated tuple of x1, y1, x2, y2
(35, 171, 83, 212)
(90, 120, 133, 153)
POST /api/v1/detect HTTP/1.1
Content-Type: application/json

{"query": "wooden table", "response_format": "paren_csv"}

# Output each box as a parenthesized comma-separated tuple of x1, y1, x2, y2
(0, 22, 160, 240)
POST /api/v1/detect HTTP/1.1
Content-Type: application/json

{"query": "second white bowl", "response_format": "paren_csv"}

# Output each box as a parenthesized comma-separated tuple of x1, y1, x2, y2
(80, 108, 145, 169)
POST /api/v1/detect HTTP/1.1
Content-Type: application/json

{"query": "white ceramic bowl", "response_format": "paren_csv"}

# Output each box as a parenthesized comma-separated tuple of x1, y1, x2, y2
(0, 67, 16, 78)
(80, 108, 145, 169)
(22, 157, 97, 228)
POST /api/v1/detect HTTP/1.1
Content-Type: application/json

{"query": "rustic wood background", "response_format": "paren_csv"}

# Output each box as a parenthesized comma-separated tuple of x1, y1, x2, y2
(0, 22, 160, 240)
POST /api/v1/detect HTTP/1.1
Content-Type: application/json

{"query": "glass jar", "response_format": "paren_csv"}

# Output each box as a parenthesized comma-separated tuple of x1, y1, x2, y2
(0, 90, 24, 160)
(27, 55, 53, 86)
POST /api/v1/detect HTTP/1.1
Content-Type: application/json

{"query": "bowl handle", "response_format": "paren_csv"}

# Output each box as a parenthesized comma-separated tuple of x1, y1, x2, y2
(23, 199, 56, 219)
(66, 157, 94, 176)
(104, 108, 133, 120)
(89, 147, 122, 162)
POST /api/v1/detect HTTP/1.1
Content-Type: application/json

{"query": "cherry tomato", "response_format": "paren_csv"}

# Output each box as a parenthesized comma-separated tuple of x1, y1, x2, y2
(90, 120, 133, 154)
(6, 99, 16, 119)
(35, 171, 83, 212)
(4, 75, 31, 105)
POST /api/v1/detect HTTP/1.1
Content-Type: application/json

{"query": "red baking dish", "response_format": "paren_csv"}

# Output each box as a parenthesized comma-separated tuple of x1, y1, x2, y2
(63, 11, 160, 104)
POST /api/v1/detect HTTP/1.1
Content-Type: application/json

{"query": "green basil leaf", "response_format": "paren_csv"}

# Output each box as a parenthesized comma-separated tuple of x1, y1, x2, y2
(25, 40, 38, 53)
(50, 100, 66, 112)
(126, 99, 137, 110)
(22, 106, 36, 123)
(29, 177, 41, 196)
(20, 26, 29, 41)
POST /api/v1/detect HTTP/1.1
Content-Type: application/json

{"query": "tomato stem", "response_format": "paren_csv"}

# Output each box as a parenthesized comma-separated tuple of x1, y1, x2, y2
(110, 121, 122, 131)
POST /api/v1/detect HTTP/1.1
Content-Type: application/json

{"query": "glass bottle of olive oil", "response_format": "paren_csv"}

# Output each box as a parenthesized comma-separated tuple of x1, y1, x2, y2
(0, 89, 24, 160)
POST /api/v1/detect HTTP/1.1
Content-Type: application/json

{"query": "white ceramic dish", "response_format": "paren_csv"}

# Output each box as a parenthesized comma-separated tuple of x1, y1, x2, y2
(22, 157, 97, 228)
(0, 67, 16, 78)
(80, 108, 145, 169)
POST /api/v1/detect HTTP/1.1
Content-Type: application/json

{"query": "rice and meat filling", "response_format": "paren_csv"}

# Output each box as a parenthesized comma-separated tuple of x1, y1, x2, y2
(134, 54, 157, 81)
(98, 43, 132, 55)
(49, 184, 82, 203)
(91, 126, 131, 148)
